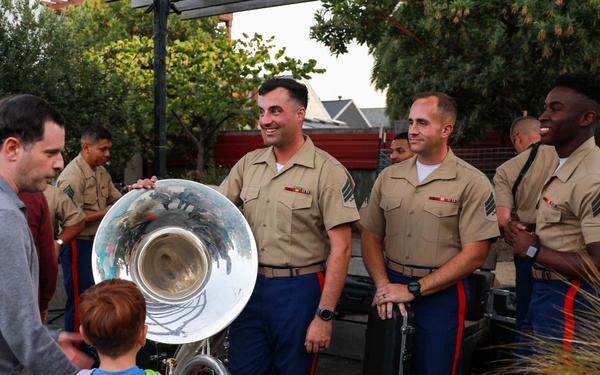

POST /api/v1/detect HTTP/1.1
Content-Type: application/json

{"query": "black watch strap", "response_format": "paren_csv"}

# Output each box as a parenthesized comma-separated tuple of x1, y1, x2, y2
(408, 281, 421, 299)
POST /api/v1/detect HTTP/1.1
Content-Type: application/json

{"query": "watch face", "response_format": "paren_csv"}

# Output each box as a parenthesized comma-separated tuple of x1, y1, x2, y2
(318, 308, 333, 320)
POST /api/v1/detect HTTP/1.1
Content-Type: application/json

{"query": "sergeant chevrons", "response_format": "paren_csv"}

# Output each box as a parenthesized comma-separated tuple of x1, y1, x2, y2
(43, 185, 85, 229)
(56, 153, 121, 238)
(218, 136, 360, 267)
(360, 148, 499, 268)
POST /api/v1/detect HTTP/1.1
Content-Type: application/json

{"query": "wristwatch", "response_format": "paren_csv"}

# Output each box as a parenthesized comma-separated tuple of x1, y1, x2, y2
(316, 307, 334, 321)
(408, 281, 421, 299)
(56, 238, 64, 246)
(526, 243, 541, 260)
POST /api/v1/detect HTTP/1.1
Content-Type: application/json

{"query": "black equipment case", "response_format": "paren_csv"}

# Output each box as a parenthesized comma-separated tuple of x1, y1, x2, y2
(362, 304, 414, 375)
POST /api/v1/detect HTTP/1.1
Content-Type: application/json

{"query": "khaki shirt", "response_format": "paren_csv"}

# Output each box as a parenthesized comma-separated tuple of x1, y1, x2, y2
(493, 145, 558, 224)
(218, 136, 360, 267)
(43, 185, 85, 228)
(536, 138, 600, 253)
(360, 149, 499, 268)
(56, 153, 121, 237)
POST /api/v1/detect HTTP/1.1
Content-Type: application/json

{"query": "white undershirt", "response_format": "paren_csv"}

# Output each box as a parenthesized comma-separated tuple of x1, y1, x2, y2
(555, 158, 568, 174)
(276, 162, 284, 172)
(416, 160, 441, 183)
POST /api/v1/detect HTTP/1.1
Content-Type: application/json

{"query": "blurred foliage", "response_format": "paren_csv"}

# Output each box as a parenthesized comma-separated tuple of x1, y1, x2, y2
(1, 0, 323, 179)
(87, 32, 323, 174)
(311, 0, 600, 144)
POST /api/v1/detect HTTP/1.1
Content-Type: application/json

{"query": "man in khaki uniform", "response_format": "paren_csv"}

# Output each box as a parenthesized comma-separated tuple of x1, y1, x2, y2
(218, 77, 359, 375)
(360, 92, 499, 374)
(43, 184, 85, 256)
(56, 125, 155, 334)
(508, 72, 600, 355)
(493, 116, 558, 330)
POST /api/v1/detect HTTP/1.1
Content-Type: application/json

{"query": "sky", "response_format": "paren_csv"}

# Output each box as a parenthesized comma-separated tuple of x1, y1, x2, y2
(229, 1, 387, 109)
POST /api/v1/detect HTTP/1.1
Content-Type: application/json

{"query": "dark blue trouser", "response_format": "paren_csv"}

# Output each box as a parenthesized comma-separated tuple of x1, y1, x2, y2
(518, 277, 596, 357)
(59, 238, 95, 333)
(387, 268, 470, 375)
(514, 255, 534, 332)
(228, 272, 324, 375)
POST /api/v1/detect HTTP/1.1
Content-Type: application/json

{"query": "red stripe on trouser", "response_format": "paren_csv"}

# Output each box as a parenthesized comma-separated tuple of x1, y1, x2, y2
(71, 240, 80, 331)
(309, 272, 326, 375)
(563, 279, 581, 356)
(451, 280, 466, 375)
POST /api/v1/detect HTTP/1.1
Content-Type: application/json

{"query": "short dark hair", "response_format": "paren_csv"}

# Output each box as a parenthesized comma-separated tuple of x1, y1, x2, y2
(81, 125, 112, 146)
(393, 132, 409, 141)
(554, 72, 600, 111)
(0, 94, 65, 147)
(78, 278, 146, 358)
(413, 92, 457, 124)
(258, 77, 308, 109)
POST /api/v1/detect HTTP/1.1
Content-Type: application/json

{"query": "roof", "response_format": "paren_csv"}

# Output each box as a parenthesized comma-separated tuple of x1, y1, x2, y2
(322, 99, 372, 129)
(361, 108, 389, 128)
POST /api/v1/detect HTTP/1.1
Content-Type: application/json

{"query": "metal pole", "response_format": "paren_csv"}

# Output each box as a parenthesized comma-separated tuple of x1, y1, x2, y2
(152, 0, 168, 178)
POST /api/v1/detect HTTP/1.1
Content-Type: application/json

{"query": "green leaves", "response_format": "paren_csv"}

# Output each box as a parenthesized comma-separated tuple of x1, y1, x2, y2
(313, 0, 600, 144)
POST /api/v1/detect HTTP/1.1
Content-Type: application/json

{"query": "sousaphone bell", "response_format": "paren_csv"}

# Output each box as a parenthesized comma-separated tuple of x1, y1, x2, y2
(92, 179, 257, 372)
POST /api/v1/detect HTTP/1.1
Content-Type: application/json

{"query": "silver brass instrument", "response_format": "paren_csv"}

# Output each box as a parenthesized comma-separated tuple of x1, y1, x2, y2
(92, 179, 258, 374)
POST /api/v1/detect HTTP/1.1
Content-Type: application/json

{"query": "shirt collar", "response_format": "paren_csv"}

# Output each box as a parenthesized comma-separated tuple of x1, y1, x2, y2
(0, 176, 26, 212)
(391, 147, 458, 185)
(554, 137, 597, 182)
(75, 152, 96, 179)
(254, 135, 316, 171)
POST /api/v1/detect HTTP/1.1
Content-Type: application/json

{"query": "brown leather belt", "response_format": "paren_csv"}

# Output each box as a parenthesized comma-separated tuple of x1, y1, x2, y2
(532, 269, 563, 281)
(386, 260, 435, 278)
(258, 264, 325, 278)
(77, 235, 95, 241)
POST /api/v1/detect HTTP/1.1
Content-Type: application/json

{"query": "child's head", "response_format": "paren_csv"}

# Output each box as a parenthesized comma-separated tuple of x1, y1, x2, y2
(78, 278, 147, 358)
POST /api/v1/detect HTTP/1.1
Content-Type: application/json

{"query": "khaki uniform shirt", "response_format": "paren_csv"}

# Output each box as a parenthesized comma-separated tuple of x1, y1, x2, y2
(536, 138, 600, 253)
(493, 145, 559, 224)
(218, 136, 360, 267)
(56, 153, 121, 237)
(360, 149, 499, 268)
(43, 185, 85, 229)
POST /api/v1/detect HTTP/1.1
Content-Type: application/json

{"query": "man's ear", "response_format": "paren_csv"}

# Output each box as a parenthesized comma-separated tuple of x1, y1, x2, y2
(441, 123, 454, 139)
(581, 110, 597, 128)
(296, 107, 306, 123)
(2, 137, 22, 161)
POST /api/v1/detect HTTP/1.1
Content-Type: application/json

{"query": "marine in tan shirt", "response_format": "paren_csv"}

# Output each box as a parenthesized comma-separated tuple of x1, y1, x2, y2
(43, 184, 85, 255)
(361, 92, 499, 374)
(493, 116, 559, 331)
(507, 72, 600, 355)
(218, 77, 359, 375)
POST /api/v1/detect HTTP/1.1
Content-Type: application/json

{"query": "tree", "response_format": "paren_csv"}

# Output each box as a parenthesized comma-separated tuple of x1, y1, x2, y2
(88, 32, 323, 174)
(0, 0, 139, 175)
(311, 0, 600, 144)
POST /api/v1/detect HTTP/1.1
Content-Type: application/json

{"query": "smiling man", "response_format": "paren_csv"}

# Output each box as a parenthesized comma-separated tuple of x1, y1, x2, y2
(218, 77, 359, 375)
(507, 72, 600, 356)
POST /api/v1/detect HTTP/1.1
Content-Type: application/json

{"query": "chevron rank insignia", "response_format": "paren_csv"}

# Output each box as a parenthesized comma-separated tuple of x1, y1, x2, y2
(484, 192, 497, 220)
(62, 184, 75, 200)
(593, 192, 600, 218)
(341, 179, 356, 208)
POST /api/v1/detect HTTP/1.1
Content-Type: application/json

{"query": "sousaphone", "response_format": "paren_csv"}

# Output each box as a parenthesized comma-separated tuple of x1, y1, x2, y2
(92, 179, 258, 373)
